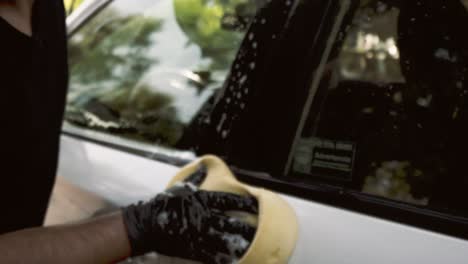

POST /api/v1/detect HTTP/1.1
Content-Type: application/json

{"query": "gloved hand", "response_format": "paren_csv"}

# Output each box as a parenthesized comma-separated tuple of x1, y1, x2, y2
(122, 165, 258, 264)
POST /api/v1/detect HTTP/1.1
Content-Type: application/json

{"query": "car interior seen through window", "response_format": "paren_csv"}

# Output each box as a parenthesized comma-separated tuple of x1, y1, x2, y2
(66, 0, 265, 149)
(292, 0, 468, 218)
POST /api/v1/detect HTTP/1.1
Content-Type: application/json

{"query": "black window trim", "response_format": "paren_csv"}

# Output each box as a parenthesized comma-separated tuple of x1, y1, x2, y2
(284, 0, 353, 175)
(66, 0, 113, 35)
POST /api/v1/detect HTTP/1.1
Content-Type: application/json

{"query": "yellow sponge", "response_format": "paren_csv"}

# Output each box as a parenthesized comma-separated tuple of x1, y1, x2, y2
(167, 155, 299, 264)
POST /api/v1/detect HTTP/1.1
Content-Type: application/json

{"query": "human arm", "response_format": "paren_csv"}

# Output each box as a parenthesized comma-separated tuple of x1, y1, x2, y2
(0, 212, 131, 264)
(0, 165, 257, 264)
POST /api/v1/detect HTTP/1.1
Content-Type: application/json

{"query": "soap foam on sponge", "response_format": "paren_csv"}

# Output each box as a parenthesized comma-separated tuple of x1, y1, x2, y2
(167, 155, 299, 264)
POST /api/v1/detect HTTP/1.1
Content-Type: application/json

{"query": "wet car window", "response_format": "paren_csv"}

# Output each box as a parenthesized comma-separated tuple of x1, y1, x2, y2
(291, 0, 468, 217)
(66, 0, 264, 148)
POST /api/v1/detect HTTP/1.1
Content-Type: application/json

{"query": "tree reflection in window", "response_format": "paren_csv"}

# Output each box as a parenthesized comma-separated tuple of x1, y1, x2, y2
(66, 0, 264, 147)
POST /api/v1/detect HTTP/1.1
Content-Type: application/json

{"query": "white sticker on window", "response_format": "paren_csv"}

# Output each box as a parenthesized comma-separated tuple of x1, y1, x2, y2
(293, 137, 356, 181)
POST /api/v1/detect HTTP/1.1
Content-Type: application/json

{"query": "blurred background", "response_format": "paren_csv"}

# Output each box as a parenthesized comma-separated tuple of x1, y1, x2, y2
(64, 0, 85, 15)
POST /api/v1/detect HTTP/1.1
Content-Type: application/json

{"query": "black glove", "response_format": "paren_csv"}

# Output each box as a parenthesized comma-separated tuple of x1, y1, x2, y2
(122, 165, 258, 264)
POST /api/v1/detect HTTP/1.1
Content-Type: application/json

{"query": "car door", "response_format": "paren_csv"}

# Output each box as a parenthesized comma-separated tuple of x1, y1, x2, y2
(59, 0, 468, 263)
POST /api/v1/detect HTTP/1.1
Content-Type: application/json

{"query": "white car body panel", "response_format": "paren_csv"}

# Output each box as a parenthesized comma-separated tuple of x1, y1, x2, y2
(61, 1, 468, 263)
(59, 135, 468, 264)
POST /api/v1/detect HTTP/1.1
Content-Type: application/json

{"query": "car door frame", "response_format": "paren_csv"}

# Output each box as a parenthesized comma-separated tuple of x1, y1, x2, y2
(63, 0, 468, 242)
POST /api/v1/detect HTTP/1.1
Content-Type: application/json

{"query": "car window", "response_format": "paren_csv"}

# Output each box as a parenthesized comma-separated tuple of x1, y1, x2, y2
(290, 0, 468, 217)
(66, 0, 265, 149)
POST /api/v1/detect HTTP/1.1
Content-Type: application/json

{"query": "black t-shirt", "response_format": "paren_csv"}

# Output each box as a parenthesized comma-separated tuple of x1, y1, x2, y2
(0, 0, 68, 234)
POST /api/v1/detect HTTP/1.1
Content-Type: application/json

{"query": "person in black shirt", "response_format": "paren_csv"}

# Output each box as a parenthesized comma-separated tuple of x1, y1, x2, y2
(0, 1, 257, 263)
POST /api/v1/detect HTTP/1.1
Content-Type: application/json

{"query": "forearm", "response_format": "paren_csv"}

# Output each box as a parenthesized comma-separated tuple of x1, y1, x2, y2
(0, 212, 131, 264)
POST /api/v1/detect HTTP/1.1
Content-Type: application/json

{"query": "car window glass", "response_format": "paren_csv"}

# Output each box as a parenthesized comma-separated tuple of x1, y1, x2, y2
(66, 0, 265, 148)
(291, 0, 468, 217)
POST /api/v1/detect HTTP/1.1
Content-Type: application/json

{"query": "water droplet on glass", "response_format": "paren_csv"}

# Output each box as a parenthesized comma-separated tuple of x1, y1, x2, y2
(239, 75, 248, 85)
(217, 113, 227, 132)
(393, 92, 403, 103)
(453, 107, 460, 119)
(434, 48, 457, 62)
(416, 95, 432, 107)
(362, 107, 374, 114)
(221, 130, 228, 138)
(376, 1, 387, 13)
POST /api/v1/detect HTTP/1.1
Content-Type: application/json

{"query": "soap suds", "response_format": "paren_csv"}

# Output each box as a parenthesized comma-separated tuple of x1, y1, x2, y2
(156, 212, 169, 227)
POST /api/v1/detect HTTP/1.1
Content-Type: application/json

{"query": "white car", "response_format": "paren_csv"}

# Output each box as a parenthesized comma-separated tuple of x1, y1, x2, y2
(58, 0, 468, 263)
